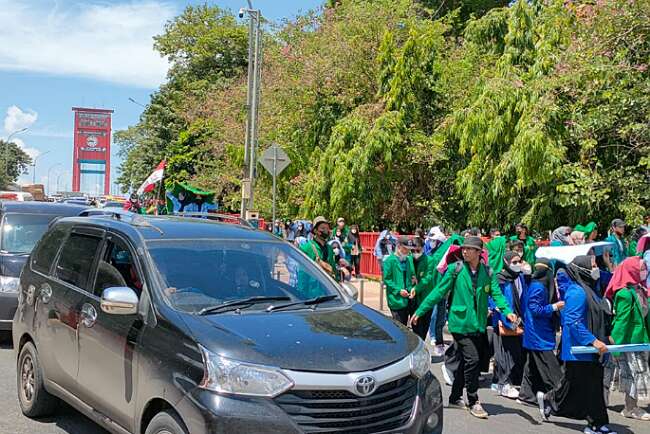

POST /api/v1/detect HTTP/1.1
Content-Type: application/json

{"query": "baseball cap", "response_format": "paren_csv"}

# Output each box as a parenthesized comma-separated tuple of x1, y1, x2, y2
(312, 216, 330, 232)
(398, 235, 415, 249)
(462, 236, 483, 251)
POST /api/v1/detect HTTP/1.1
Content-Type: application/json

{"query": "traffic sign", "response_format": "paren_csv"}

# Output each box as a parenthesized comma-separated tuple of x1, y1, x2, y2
(260, 143, 291, 176)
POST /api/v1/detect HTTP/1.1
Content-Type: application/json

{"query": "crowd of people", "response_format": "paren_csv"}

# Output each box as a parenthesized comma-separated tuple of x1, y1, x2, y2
(279, 215, 650, 434)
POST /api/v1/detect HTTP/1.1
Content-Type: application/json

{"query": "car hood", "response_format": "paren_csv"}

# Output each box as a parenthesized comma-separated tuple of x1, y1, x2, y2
(180, 303, 419, 373)
(0, 253, 28, 277)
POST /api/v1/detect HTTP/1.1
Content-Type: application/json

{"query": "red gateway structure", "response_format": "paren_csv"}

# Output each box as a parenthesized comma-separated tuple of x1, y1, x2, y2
(72, 107, 113, 195)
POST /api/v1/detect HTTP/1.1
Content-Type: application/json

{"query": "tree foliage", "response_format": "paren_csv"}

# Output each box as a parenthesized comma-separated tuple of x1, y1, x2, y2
(118, 0, 649, 231)
(0, 140, 32, 189)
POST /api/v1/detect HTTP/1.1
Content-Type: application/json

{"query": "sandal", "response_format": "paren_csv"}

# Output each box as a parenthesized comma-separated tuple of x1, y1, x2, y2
(621, 407, 650, 421)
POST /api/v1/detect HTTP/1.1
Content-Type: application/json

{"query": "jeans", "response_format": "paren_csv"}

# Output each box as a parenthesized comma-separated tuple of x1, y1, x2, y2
(428, 299, 447, 345)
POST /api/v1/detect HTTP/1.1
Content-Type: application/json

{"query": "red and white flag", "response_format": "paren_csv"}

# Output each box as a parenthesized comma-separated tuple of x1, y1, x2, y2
(137, 160, 166, 195)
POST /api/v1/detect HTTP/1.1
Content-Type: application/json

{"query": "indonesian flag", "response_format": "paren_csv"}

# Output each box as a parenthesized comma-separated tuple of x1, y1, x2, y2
(137, 160, 166, 195)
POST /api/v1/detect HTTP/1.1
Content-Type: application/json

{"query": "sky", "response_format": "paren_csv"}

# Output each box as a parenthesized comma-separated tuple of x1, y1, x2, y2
(0, 0, 323, 195)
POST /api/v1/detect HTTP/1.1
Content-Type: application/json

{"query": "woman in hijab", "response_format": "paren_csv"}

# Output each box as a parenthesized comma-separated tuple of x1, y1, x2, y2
(490, 251, 527, 399)
(550, 226, 574, 246)
(346, 224, 363, 278)
(537, 255, 615, 434)
(519, 258, 565, 405)
(606, 256, 650, 421)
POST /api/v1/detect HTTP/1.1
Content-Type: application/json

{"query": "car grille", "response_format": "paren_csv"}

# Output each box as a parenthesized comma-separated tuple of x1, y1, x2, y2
(274, 375, 417, 433)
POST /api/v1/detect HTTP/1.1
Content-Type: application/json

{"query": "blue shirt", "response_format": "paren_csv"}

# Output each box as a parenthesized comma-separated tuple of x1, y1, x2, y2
(560, 274, 598, 362)
(523, 280, 557, 351)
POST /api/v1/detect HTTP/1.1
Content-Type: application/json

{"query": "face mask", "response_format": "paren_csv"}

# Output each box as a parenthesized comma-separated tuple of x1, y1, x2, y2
(590, 268, 601, 281)
(510, 264, 522, 273)
(413, 252, 423, 260)
(318, 229, 330, 239)
(351, 230, 357, 234)
(333, 248, 340, 256)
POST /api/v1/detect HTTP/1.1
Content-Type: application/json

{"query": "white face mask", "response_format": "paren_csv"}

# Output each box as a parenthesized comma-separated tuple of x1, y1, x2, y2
(413, 252, 423, 260)
(510, 264, 522, 273)
(333, 248, 340, 256)
(591, 268, 601, 281)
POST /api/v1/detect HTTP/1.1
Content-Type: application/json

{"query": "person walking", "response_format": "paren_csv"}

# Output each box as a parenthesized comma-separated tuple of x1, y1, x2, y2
(374, 229, 397, 285)
(491, 251, 527, 400)
(411, 236, 517, 419)
(411, 238, 436, 341)
(346, 224, 363, 278)
(518, 258, 564, 405)
(301, 216, 337, 279)
(537, 255, 616, 434)
(605, 256, 650, 421)
(605, 218, 628, 266)
(382, 236, 416, 325)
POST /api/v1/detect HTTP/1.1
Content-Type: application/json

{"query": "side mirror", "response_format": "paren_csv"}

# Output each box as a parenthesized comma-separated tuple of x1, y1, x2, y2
(100, 286, 139, 315)
(341, 282, 359, 300)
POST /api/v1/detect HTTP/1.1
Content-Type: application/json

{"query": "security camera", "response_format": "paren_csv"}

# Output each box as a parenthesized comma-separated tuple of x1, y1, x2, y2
(238, 8, 245, 18)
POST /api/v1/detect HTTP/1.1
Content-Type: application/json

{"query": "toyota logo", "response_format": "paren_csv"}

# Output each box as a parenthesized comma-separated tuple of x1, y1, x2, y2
(354, 375, 376, 397)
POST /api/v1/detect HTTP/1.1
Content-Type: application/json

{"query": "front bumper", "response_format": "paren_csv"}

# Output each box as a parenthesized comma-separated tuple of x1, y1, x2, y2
(0, 291, 18, 331)
(174, 372, 443, 434)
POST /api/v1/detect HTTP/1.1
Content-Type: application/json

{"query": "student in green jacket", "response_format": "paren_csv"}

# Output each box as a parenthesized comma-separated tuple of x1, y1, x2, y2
(509, 223, 537, 266)
(411, 236, 517, 420)
(383, 236, 416, 326)
(411, 237, 436, 341)
(605, 256, 650, 421)
(299, 216, 338, 298)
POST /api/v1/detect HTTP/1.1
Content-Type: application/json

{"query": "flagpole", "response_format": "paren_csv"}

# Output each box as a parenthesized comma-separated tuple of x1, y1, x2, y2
(155, 160, 166, 215)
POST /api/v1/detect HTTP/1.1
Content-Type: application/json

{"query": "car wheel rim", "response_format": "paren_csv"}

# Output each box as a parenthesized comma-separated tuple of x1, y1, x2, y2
(21, 355, 35, 404)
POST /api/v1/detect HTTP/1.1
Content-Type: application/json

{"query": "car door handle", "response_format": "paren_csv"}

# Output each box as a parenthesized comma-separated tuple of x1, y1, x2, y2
(80, 303, 97, 328)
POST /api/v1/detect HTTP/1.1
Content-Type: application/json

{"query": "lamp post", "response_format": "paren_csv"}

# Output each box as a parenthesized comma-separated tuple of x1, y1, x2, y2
(31, 150, 51, 184)
(56, 171, 70, 193)
(6, 127, 28, 143)
(47, 163, 62, 195)
(4, 127, 29, 177)
(239, 1, 262, 218)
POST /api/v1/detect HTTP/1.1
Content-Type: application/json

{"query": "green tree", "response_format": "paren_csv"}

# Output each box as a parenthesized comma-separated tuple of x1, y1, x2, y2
(0, 140, 32, 189)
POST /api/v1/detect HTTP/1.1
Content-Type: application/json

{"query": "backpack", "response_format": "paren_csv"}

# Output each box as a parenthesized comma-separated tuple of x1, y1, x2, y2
(447, 261, 493, 309)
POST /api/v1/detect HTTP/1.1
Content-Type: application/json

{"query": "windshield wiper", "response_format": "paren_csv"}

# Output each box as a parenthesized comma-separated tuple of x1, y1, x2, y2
(266, 294, 339, 312)
(198, 296, 290, 316)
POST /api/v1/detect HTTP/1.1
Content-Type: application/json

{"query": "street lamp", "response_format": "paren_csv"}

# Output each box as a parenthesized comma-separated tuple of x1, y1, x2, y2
(239, 1, 263, 218)
(31, 150, 51, 184)
(3, 127, 29, 177)
(46, 163, 62, 195)
(6, 127, 28, 143)
(128, 97, 146, 108)
(56, 171, 70, 193)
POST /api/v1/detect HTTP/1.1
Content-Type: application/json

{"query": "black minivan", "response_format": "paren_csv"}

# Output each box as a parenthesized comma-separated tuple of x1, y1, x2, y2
(13, 214, 443, 434)
(0, 201, 89, 333)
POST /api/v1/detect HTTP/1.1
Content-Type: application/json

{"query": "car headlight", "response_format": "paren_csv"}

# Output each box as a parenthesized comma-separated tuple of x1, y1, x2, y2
(0, 276, 20, 293)
(410, 343, 430, 378)
(199, 346, 294, 397)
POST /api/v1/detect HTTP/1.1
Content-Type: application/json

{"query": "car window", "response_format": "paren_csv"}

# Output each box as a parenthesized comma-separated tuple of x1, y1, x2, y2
(32, 225, 68, 274)
(55, 233, 102, 291)
(147, 239, 342, 314)
(1, 213, 60, 254)
(93, 237, 143, 297)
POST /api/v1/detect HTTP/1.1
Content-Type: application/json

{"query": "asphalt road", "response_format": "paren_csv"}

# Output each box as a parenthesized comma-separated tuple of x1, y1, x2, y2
(0, 332, 645, 434)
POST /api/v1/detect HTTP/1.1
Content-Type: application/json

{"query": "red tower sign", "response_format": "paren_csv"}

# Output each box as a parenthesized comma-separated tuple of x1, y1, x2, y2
(72, 107, 113, 195)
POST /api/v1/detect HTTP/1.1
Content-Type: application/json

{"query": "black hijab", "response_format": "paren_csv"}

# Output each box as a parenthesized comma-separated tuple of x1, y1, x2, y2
(497, 251, 520, 284)
(566, 255, 610, 343)
(533, 258, 556, 304)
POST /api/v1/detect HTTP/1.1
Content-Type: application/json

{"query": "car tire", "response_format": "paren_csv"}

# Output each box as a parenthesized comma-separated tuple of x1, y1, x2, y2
(17, 342, 58, 417)
(145, 410, 189, 434)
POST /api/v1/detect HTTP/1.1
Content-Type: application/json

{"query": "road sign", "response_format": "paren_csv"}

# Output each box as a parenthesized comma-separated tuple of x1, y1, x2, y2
(259, 143, 291, 225)
(260, 143, 291, 176)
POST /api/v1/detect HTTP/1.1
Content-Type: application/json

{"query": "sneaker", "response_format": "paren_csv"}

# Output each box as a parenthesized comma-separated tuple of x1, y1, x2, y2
(583, 427, 598, 434)
(441, 364, 454, 386)
(536, 391, 551, 421)
(491, 383, 502, 394)
(432, 344, 446, 357)
(469, 402, 489, 419)
(500, 384, 520, 399)
(448, 399, 467, 410)
(596, 426, 618, 434)
(621, 407, 650, 421)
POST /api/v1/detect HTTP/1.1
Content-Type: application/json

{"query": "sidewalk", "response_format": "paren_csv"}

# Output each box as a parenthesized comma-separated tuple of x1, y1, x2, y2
(349, 278, 391, 314)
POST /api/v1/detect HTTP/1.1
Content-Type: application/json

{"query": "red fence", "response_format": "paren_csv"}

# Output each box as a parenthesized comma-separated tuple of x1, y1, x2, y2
(360, 232, 382, 277)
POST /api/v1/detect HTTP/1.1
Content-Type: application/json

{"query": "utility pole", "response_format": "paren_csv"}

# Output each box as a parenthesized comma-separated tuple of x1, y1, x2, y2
(240, 2, 263, 218)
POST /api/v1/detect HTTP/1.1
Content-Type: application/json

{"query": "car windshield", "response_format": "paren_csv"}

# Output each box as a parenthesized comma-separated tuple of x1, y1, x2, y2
(1, 213, 58, 254)
(147, 239, 343, 314)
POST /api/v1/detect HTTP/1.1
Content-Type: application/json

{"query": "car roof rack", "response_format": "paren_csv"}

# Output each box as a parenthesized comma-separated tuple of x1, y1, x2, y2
(94, 209, 164, 234)
(172, 212, 254, 228)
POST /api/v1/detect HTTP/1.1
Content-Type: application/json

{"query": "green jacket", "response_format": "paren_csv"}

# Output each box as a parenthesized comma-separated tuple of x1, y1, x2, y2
(383, 254, 415, 311)
(415, 262, 513, 334)
(301, 239, 337, 276)
(413, 255, 436, 305)
(610, 285, 650, 347)
(509, 235, 537, 265)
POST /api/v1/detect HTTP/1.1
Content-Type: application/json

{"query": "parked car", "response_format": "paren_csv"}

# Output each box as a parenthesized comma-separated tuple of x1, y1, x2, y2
(0, 202, 90, 334)
(13, 214, 443, 434)
(0, 191, 34, 201)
